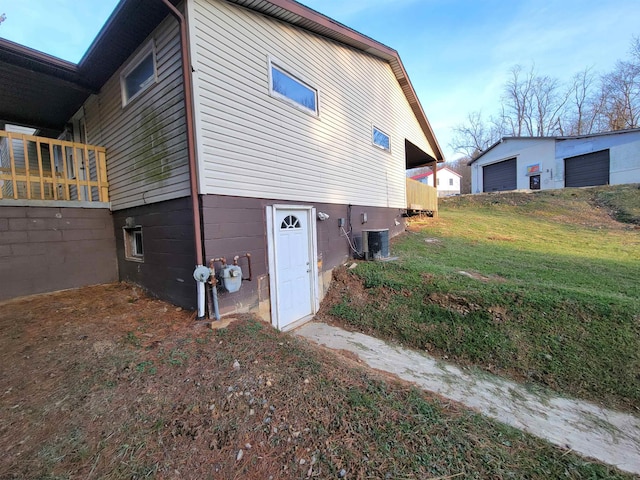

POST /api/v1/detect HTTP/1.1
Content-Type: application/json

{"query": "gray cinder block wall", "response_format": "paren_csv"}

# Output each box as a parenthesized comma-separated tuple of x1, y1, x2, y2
(0, 204, 118, 302)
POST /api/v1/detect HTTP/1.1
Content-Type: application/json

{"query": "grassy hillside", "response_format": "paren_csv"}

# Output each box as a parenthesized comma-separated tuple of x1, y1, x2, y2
(324, 185, 640, 411)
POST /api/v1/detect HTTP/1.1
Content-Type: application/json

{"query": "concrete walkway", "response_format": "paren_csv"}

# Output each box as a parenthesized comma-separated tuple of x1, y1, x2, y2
(294, 322, 640, 476)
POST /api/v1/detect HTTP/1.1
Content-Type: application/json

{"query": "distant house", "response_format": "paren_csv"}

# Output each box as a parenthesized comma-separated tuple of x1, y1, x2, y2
(468, 129, 640, 193)
(411, 167, 461, 196)
(0, 0, 443, 331)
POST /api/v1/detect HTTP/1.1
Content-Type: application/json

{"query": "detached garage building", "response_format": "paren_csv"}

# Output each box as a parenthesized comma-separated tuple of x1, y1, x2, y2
(469, 129, 640, 193)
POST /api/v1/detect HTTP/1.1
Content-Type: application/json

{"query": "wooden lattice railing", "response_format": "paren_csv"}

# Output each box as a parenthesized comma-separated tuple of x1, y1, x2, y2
(0, 131, 108, 202)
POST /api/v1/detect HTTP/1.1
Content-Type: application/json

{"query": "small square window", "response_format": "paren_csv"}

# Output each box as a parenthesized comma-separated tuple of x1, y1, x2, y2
(449, 178, 454, 186)
(268, 58, 318, 115)
(372, 127, 390, 152)
(120, 41, 157, 106)
(124, 226, 144, 262)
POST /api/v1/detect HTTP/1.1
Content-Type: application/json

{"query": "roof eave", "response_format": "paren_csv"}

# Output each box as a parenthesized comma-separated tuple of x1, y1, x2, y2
(0, 38, 94, 92)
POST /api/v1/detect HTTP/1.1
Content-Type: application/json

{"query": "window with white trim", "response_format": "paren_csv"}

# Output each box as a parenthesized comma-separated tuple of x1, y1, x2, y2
(372, 127, 390, 152)
(269, 59, 318, 115)
(123, 226, 144, 262)
(120, 41, 157, 107)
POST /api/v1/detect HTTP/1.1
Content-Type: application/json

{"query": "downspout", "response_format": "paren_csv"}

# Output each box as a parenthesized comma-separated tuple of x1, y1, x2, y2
(160, 0, 206, 318)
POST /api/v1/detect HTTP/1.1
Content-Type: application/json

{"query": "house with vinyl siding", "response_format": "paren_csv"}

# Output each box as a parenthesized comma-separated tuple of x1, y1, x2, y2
(0, 0, 443, 330)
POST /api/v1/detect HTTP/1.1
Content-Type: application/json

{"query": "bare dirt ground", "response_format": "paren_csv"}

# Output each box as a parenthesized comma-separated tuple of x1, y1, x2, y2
(1, 283, 634, 479)
(0, 283, 461, 480)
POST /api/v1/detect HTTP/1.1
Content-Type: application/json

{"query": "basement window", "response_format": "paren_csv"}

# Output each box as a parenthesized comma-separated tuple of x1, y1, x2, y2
(123, 226, 144, 262)
(269, 58, 318, 115)
(372, 126, 390, 152)
(120, 41, 157, 106)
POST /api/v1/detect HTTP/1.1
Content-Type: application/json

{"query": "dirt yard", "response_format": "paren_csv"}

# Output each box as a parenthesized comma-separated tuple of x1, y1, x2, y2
(1, 283, 633, 479)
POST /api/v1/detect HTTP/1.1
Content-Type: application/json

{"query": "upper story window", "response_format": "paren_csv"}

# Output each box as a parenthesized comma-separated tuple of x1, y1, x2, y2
(372, 126, 390, 152)
(120, 41, 157, 107)
(269, 58, 318, 115)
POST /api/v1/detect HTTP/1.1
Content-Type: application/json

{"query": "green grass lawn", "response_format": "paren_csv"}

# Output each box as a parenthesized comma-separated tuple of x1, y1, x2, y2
(327, 185, 640, 411)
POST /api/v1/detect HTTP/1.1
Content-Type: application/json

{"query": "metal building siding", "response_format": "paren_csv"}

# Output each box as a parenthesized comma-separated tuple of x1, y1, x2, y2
(482, 158, 517, 192)
(190, 0, 434, 208)
(564, 150, 610, 187)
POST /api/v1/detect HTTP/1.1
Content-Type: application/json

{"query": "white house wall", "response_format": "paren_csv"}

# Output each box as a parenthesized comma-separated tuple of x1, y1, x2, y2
(417, 168, 461, 196)
(471, 139, 556, 193)
(82, 14, 191, 211)
(556, 131, 640, 186)
(435, 169, 461, 196)
(189, 0, 434, 209)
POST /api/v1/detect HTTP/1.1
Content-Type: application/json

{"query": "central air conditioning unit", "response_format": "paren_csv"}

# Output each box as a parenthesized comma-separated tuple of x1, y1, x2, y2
(361, 229, 389, 260)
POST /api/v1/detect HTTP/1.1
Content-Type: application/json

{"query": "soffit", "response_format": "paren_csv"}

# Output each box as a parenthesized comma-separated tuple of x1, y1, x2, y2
(0, 0, 179, 133)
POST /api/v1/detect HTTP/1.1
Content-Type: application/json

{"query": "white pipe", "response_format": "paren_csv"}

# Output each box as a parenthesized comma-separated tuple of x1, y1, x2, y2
(197, 281, 205, 319)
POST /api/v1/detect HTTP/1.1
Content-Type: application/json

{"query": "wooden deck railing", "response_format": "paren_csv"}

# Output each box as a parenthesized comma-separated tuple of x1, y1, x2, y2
(0, 131, 108, 202)
(406, 177, 438, 216)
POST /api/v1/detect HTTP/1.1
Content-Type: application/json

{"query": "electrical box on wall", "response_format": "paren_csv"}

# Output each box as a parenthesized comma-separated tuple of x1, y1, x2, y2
(361, 213, 368, 224)
(338, 218, 345, 227)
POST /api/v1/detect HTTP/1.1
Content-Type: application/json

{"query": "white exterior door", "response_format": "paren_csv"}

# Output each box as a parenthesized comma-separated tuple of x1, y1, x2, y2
(267, 206, 318, 330)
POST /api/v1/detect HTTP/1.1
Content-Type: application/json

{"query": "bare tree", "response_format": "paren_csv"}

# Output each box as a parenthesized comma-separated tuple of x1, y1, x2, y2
(450, 111, 501, 159)
(563, 67, 602, 135)
(533, 74, 570, 135)
(452, 36, 640, 157)
(599, 53, 640, 130)
(501, 65, 535, 136)
(500, 65, 569, 137)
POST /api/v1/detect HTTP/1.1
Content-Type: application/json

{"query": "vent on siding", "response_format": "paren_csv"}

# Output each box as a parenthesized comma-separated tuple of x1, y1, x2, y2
(362, 229, 389, 260)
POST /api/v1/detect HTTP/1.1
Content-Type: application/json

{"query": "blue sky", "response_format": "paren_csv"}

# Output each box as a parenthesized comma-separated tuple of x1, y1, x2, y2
(1, 0, 639, 160)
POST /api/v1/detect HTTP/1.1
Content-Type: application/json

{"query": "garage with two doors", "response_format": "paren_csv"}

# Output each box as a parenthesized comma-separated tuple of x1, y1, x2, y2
(481, 150, 610, 192)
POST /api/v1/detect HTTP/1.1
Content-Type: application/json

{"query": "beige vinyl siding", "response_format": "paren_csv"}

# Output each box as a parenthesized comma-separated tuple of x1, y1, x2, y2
(82, 13, 190, 211)
(1, 125, 37, 171)
(191, 0, 433, 208)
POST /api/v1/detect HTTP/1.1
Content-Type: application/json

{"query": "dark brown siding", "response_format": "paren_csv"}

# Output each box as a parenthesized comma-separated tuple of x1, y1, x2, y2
(201, 194, 405, 314)
(0, 205, 117, 302)
(112, 196, 197, 309)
